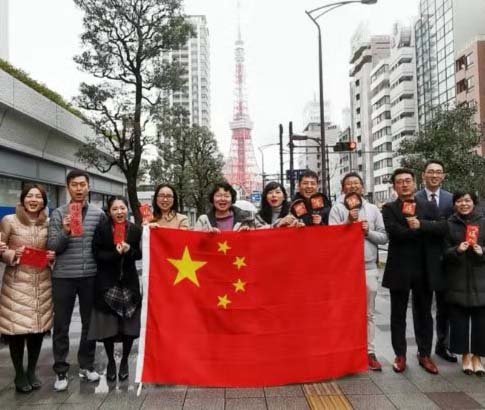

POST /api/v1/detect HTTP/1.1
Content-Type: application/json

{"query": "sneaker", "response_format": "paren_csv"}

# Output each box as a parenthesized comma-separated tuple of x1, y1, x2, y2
(79, 368, 100, 382)
(368, 353, 382, 371)
(54, 373, 68, 392)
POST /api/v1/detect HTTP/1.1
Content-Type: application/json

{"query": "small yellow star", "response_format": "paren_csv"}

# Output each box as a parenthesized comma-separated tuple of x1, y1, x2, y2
(233, 278, 246, 292)
(217, 241, 231, 255)
(233, 256, 246, 270)
(217, 294, 231, 309)
(167, 246, 207, 287)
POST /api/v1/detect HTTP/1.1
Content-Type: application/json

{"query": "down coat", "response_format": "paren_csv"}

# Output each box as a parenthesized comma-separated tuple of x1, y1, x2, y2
(0, 205, 53, 335)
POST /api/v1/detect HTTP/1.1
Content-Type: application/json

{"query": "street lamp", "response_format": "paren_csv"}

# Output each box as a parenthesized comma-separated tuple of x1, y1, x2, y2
(305, 0, 378, 197)
(257, 143, 281, 188)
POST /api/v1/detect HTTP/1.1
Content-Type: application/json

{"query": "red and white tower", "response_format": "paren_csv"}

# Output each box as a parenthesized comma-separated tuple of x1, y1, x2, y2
(223, 13, 260, 198)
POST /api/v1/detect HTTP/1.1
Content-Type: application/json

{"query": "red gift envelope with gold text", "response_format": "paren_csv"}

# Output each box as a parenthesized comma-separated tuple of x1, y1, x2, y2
(113, 222, 126, 245)
(69, 203, 83, 236)
(466, 224, 479, 245)
(401, 201, 416, 217)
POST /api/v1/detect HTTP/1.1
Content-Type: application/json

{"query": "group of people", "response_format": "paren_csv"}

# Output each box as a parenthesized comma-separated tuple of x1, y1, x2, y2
(0, 160, 483, 395)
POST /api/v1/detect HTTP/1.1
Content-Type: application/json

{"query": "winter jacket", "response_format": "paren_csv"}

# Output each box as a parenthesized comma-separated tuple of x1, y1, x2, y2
(47, 202, 106, 278)
(0, 205, 53, 335)
(92, 219, 142, 314)
(328, 195, 388, 271)
(444, 212, 485, 307)
(195, 206, 262, 231)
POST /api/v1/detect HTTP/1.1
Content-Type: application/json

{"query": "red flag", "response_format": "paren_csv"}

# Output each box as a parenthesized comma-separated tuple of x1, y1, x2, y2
(136, 224, 367, 387)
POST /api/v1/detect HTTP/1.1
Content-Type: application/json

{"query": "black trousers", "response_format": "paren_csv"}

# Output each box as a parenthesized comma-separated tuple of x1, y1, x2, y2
(435, 290, 450, 350)
(390, 286, 433, 357)
(449, 304, 485, 356)
(52, 277, 96, 375)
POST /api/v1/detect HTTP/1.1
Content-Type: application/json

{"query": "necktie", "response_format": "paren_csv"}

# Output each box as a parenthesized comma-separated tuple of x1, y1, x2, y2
(430, 193, 438, 207)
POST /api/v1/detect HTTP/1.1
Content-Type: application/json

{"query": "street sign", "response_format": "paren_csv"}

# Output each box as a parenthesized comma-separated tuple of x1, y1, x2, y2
(286, 169, 306, 181)
(250, 191, 261, 203)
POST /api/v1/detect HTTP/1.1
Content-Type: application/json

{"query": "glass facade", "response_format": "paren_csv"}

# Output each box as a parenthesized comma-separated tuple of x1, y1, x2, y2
(415, 0, 455, 128)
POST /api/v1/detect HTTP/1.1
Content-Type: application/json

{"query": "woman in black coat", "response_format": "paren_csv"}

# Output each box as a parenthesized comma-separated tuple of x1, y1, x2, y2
(444, 191, 485, 376)
(88, 196, 142, 382)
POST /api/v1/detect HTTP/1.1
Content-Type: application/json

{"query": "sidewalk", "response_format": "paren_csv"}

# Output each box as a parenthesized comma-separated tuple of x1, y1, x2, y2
(0, 284, 484, 409)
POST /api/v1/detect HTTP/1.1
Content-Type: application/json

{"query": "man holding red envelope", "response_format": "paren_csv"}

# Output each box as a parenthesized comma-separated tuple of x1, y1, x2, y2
(329, 172, 388, 371)
(47, 170, 106, 391)
(382, 168, 447, 375)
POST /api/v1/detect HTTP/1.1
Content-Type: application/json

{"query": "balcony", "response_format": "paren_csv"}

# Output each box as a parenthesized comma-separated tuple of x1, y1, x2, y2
(391, 80, 415, 98)
(371, 88, 390, 107)
(391, 99, 416, 118)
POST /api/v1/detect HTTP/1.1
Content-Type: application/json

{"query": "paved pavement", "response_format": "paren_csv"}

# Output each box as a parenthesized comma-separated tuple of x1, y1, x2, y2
(0, 283, 485, 409)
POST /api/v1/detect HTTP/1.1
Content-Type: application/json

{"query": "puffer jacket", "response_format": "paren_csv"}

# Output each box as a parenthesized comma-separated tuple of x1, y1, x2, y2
(47, 202, 106, 278)
(444, 212, 485, 307)
(0, 205, 53, 335)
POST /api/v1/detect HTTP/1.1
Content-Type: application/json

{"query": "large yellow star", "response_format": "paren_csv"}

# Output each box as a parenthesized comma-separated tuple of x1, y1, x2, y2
(217, 241, 231, 255)
(233, 278, 246, 292)
(217, 294, 231, 309)
(233, 256, 246, 270)
(167, 246, 207, 287)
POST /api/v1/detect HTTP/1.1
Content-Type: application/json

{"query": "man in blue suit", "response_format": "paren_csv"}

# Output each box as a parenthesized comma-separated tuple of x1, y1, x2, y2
(415, 159, 456, 363)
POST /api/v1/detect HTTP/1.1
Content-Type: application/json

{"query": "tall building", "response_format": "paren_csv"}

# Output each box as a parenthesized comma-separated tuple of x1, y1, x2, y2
(223, 26, 260, 197)
(369, 23, 417, 204)
(455, 36, 485, 154)
(349, 26, 391, 199)
(415, 0, 485, 128)
(0, 0, 8, 61)
(163, 15, 210, 128)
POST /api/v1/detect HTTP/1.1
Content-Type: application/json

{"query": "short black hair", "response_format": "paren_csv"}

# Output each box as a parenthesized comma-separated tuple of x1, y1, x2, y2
(66, 169, 90, 185)
(20, 183, 48, 211)
(209, 181, 237, 204)
(453, 191, 478, 205)
(423, 159, 445, 173)
(298, 169, 319, 183)
(391, 168, 415, 184)
(152, 183, 179, 217)
(341, 172, 364, 188)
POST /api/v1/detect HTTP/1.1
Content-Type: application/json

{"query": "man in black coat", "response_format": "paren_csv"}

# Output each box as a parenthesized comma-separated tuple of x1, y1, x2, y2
(382, 168, 447, 374)
(415, 159, 456, 363)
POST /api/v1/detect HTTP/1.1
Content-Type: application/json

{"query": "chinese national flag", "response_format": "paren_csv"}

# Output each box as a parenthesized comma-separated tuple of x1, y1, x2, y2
(136, 224, 367, 387)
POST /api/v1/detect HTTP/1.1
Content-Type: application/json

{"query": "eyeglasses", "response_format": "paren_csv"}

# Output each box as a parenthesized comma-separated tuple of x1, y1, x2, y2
(394, 179, 414, 186)
(425, 170, 444, 176)
(214, 194, 232, 200)
(157, 194, 174, 199)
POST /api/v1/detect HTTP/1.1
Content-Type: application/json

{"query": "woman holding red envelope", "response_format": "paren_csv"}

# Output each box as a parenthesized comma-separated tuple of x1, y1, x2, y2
(444, 191, 485, 376)
(0, 184, 55, 393)
(88, 196, 142, 383)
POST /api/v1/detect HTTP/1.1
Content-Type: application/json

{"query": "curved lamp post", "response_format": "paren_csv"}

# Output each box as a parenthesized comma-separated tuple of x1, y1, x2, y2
(305, 0, 377, 197)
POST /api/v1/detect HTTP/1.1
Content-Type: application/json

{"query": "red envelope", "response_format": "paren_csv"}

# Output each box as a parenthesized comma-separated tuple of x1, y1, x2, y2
(345, 193, 362, 210)
(310, 194, 325, 210)
(113, 222, 126, 245)
(291, 201, 308, 218)
(20, 247, 49, 269)
(69, 203, 83, 236)
(139, 204, 153, 223)
(466, 224, 479, 245)
(401, 201, 416, 217)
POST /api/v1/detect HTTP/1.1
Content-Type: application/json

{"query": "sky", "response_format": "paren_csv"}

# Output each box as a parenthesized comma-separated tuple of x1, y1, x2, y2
(8, 0, 420, 174)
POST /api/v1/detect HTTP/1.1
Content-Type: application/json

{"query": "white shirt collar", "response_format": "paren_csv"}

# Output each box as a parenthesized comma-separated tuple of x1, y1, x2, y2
(424, 187, 440, 204)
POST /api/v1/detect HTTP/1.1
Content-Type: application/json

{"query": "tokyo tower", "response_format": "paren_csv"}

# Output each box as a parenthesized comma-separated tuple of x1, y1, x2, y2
(223, 5, 261, 198)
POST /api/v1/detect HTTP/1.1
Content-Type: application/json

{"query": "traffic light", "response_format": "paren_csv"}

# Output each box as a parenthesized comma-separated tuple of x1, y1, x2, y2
(334, 141, 357, 152)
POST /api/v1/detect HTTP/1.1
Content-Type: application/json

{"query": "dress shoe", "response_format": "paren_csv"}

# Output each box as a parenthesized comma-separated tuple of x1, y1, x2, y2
(435, 345, 458, 363)
(471, 355, 485, 377)
(118, 360, 129, 381)
(14, 373, 33, 394)
(368, 353, 382, 371)
(393, 356, 406, 373)
(418, 355, 438, 374)
(462, 354, 473, 375)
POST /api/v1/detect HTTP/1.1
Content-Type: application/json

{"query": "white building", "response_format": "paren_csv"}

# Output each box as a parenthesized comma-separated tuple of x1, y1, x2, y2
(0, 0, 8, 61)
(163, 15, 210, 128)
(415, 0, 485, 128)
(349, 25, 391, 199)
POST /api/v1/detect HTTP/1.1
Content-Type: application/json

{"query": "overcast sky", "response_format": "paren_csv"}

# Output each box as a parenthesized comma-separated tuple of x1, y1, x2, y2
(9, 0, 419, 173)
